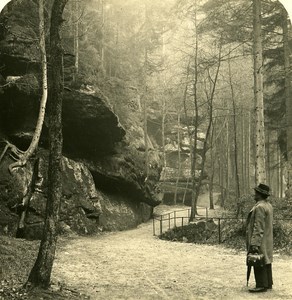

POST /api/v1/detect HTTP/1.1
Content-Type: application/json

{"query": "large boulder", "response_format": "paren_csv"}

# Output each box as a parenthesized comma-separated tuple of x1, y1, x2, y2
(0, 147, 156, 239)
(0, 150, 102, 239)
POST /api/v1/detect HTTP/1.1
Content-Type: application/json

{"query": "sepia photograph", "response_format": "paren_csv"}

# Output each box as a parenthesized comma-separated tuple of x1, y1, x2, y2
(0, 0, 292, 299)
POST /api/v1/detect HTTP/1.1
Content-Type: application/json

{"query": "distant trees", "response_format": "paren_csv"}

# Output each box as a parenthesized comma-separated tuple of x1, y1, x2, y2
(198, 0, 292, 205)
(163, 0, 292, 217)
(79, 0, 291, 210)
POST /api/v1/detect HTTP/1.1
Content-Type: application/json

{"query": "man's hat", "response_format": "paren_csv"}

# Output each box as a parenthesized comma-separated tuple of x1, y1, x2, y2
(254, 183, 270, 196)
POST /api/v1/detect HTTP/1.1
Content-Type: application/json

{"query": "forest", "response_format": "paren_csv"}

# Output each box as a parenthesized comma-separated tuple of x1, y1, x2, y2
(0, 0, 292, 298)
(64, 0, 292, 208)
(49, 0, 292, 216)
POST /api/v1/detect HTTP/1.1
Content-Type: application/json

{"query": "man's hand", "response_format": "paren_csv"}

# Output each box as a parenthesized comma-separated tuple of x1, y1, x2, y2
(249, 245, 259, 254)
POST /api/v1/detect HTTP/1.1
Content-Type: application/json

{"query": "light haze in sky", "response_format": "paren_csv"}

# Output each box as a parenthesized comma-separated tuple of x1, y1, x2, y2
(0, 0, 291, 29)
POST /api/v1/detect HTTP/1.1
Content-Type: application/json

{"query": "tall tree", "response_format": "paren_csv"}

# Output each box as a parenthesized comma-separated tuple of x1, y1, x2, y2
(1, 0, 49, 174)
(26, 0, 68, 289)
(174, 111, 182, 204)
(72, 0, 80, 81)
(228, 56, 241, 200)
(283, 8, 292, 202)
(189, 0, 200, 221)
(253, 0, 266, 184)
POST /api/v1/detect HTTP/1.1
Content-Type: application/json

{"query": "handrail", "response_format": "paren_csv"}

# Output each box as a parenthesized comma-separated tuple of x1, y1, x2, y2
(152, 208, 292, 242)
(153, 208, 191, 221)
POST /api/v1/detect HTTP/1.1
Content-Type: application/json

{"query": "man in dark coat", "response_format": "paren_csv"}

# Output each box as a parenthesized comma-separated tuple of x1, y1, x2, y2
(246, 183, 273, 293)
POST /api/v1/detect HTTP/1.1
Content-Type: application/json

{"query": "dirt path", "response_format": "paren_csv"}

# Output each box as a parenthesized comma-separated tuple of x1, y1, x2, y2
(52, 206, 292, 300)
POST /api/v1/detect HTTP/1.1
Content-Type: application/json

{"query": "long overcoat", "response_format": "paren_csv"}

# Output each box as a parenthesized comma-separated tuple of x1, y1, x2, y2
(246, 200, 273, 264)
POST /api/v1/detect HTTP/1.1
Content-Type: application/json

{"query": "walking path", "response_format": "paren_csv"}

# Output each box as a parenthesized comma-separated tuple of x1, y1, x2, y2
(52, 205, 292, 300)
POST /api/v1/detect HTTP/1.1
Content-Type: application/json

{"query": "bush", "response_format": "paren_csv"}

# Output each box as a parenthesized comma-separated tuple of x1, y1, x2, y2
(160, 217, 292, 255)
(160, 219, 218, 244)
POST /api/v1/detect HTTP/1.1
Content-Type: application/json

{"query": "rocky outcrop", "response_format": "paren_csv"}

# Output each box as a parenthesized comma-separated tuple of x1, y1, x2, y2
(0, 77, 125, 158)
(0, 0, 161, 239)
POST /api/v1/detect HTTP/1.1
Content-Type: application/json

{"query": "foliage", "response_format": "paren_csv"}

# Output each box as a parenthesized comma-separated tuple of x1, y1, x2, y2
(200, 0, 253, 45)
(160, 219, 218, 244)
(201, 0, 291, 158)
(160, 215, 292, 255)
(220, 217, 292, 255)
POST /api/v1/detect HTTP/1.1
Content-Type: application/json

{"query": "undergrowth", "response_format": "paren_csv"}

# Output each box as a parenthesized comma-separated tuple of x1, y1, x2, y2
(160, 193, 292, 254)
(160, 216, 292, 255)
(0, 236, 88, 299)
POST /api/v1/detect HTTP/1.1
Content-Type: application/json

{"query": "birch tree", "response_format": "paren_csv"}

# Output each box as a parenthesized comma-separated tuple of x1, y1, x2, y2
(253, 0, 266, 184)
(1, 0, 48, 174)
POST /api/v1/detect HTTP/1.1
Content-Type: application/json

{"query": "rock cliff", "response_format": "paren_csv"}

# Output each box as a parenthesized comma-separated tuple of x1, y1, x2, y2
(0, 0, 161, 239)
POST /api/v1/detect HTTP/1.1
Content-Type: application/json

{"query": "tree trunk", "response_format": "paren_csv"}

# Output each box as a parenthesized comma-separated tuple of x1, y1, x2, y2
(174, 112, 181, 205)
(143, 5, 149, 180)
(143, 82, 149, 180)
(209, 134, 215, 210)
(73, 0, 79, 81)
(8, 0, 48, 173)
(283, 8, 292, 203)
(246, 112, 251, 190)
(227, 57, 242, 217)
(100, 0, 105, 71)
(228, 58, 241, 201)
(14, 0, 48, 231)
(253, 0, 266, 184)
(226, 117, 230, 200)
(26, 0, 67, 289)
(161, 98, 166, 183)
(241, 109, 245, 193)
(190, 0, 199, 221)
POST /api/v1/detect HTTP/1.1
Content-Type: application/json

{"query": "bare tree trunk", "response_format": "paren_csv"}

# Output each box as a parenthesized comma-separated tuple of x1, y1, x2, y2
(8, 0, 48, 173)
(174, 112, 181, 204)
(277, 143, 281, 197)
(267, 128, 271, 186)
(161, 98, 167, 176)
(73, 0, 79, 81)
(209, 133, 215, 210)
(190, 0, 199, 221)
(228, 57, 241, 217)
(143, 67, 149, 180)
(183, 177, 189, 204)
(253, 0, 266, 184)
(219, 155, 225, 207)
(26, 0, 67, 289)
(241, 110, 245, 193)
(161, 98, 166, 203)
(143, 5, 149, 180)
(12, 0, 49, 231)
(191, 46, 222, 220)
(181, 56, 195, 212)
(280, 151, 284, 197)
(143, 91, 149, 179)
(226, 117, 230, 200)
(101, 0, 105, 71)
(246, 111, 251, 190)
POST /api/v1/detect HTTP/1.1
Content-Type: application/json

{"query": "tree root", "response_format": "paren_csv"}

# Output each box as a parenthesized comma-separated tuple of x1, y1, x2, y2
(9, 158, 27, 174)
(0, 140, 27, 173)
